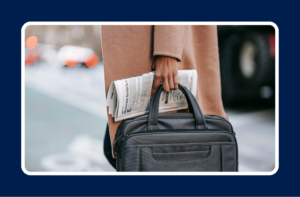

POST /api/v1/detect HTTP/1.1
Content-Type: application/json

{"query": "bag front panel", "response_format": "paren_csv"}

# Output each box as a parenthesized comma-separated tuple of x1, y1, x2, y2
(121, 143, 237, 171)
(118, 132, 237, 171)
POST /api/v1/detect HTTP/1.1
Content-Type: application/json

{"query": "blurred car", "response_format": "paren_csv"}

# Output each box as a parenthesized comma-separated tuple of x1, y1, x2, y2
(56, 45, 98, 68)
(25, 44, 57, 66)
(218, 25, 275, 105)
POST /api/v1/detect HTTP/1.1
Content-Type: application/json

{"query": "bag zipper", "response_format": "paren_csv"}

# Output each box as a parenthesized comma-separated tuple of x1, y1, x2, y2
(114, 115, 233, 152)
(118, 130, 234, 160)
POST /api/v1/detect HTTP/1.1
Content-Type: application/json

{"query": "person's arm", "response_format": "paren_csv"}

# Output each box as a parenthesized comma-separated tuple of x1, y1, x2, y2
(153, 25, 185, 61)
(151, 25, 228, 120)
(151, 25, 184, 96)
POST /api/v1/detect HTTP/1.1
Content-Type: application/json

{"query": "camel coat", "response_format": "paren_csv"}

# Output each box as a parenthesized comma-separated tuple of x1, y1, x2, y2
(101, 25, 224, 145)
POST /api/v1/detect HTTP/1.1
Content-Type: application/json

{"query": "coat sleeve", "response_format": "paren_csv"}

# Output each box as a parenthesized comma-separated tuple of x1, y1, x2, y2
(153, 25, 186, 61)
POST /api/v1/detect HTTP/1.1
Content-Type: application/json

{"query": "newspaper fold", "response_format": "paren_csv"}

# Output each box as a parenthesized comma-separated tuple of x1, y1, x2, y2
(106, 70, 198, 122)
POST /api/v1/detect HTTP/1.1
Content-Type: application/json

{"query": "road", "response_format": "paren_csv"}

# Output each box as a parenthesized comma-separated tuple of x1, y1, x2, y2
(24, 63, 276, 172)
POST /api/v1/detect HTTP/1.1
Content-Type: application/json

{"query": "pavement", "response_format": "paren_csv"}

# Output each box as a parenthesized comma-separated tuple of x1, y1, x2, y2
(24, 63, 276, 172)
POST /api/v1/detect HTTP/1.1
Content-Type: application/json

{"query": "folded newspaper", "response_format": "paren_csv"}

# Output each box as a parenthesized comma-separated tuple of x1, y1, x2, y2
(106, 70, 198, 122)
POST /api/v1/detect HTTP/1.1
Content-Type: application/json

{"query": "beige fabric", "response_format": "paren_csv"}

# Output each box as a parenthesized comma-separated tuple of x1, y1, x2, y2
(101, 25, 225, 144)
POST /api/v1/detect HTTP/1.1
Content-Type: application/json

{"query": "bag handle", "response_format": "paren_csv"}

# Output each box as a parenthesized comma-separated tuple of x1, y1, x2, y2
(147, 83, 207, 130)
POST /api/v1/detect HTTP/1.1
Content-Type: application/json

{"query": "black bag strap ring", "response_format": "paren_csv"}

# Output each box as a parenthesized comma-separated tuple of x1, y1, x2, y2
(147, 83, 207, 130)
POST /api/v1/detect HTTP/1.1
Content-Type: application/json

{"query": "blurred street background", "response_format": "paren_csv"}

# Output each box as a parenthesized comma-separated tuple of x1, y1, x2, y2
(24, 25, 276, 172)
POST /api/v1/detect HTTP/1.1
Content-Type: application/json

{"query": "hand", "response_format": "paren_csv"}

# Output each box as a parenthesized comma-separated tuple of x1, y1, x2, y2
(151, 56, 178, 97)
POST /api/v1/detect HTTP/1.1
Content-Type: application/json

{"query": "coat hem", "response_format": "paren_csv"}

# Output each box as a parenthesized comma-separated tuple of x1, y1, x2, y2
(153, 52, 182, 62)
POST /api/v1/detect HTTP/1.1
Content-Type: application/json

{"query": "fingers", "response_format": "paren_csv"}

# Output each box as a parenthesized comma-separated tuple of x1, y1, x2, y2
(151, 56, 179, 97)
(151, 73, 162, 97)
(162, 75, 170, 92)
(173, 72, 178, 89)
(151, 72, 178, 97)
(169, 74, 174, 90)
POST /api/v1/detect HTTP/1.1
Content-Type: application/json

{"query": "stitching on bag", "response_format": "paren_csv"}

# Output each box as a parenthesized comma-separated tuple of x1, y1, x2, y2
(124, 142, 236, 148)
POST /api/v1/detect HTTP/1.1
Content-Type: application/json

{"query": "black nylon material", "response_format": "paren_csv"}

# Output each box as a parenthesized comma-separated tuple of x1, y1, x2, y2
(114, 84, 238, 171)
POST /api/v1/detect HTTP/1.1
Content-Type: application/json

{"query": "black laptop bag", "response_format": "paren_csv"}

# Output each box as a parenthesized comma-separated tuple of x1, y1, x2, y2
(113, 83, 238, 171)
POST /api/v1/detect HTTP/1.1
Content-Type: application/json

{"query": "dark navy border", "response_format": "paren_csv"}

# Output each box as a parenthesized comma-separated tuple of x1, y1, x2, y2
(0, 0, 297, 196)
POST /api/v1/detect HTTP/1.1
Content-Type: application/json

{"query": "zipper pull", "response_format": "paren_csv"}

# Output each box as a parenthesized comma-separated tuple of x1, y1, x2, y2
(113, 145, 118, 156)
(112, 138, 119, 156)
(122, 134, 128, 141)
